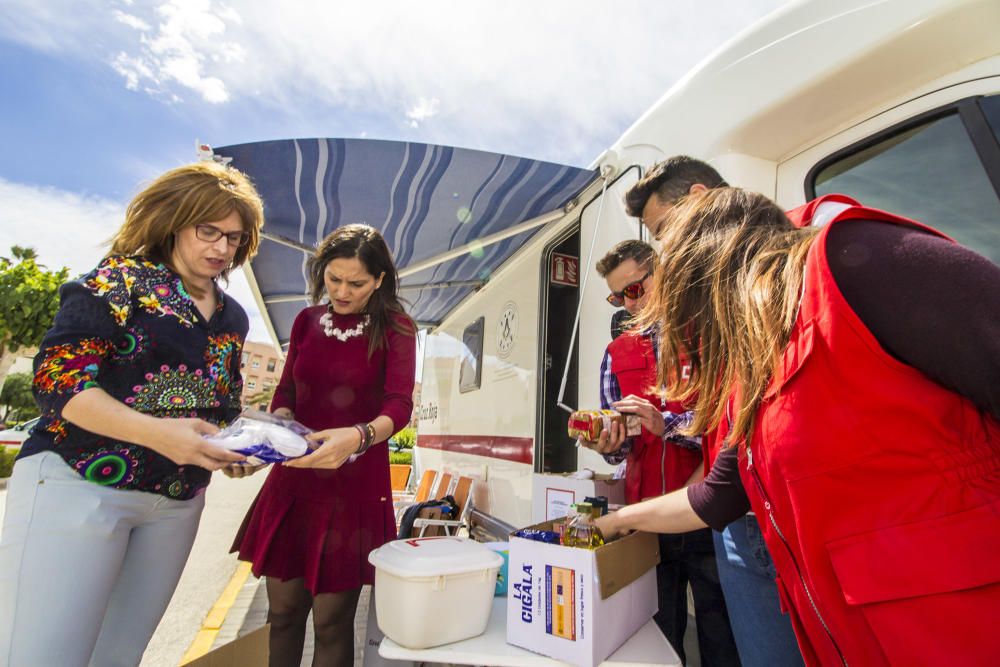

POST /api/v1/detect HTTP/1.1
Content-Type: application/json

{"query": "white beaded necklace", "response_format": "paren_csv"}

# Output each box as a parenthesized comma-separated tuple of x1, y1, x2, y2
(320, 309, 369, 341)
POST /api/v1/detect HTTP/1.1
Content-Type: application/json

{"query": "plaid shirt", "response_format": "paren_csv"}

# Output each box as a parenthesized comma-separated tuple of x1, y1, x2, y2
(598, 330, 701, 465)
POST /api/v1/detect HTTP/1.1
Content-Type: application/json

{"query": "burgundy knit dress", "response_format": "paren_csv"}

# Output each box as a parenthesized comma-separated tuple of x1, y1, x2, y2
(232, 306, 416, 594)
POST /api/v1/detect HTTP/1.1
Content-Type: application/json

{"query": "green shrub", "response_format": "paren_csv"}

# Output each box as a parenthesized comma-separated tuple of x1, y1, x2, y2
(0, 446, 17, 479)
(389, 450, 412, 466)
(391, 427, 416, 450)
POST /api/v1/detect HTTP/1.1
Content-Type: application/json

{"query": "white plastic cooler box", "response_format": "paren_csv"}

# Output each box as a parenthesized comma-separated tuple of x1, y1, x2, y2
(367, 536, 504, 649)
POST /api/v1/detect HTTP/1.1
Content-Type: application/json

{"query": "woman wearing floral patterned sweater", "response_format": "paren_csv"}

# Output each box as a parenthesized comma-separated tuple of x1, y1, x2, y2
(0, 162, 264, 667)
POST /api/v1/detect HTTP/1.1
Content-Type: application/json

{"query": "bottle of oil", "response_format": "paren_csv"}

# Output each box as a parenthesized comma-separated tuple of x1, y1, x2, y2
(588, 503, 606, 548)
(565, 502, 604, 549)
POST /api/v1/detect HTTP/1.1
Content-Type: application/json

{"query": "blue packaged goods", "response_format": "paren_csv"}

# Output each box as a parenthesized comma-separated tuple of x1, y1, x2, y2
(512, 528, 561, 544)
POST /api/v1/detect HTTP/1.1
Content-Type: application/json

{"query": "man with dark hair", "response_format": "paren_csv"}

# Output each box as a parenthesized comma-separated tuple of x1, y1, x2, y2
(584, 239, 740, 666)
(619, 157, 804, 667)
(624, 155, 728, 238)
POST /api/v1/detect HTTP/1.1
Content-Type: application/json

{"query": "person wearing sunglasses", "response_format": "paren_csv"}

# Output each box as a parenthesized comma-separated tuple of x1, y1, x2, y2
(580, 238, 739, 666)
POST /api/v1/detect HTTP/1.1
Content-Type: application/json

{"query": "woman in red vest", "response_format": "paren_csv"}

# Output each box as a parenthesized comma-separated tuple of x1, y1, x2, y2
(597, 188, 1000, 666)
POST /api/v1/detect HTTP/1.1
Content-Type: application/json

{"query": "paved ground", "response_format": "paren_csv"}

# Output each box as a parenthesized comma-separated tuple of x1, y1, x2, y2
(214, 576, 373, 666)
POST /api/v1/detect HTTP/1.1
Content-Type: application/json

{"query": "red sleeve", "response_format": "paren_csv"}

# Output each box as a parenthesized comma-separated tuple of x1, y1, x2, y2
(269, 309, 305, 414)
(378, 316, 417, 431)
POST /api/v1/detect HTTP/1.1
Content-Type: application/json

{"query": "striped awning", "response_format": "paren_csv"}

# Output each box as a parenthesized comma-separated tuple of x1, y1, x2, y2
(216, 138, 595, 346)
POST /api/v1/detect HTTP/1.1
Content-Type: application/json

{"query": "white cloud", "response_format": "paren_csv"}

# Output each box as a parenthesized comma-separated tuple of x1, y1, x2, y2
(110, 0, 244, 104)
(0, 0, 789, 163)
(0, 177, 120, 275)
(0, 178, 272, 342)
(112, 9, 150, 32)
(215, 0, 791, 162)
(406, 97, 440, 128)
(112, 51, 155, 91)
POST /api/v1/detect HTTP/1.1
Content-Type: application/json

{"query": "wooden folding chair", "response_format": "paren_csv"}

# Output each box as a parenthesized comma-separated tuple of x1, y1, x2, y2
(394, 468, 436, 526)
(413, 475, 475, 537)
(432, 472, 453, 500)
(412, 469, 436, 503)
(389, 464, 412, 493)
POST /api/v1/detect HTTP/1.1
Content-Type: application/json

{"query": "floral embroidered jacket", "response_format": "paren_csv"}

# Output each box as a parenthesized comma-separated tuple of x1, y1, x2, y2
(18, 255, 248, 499)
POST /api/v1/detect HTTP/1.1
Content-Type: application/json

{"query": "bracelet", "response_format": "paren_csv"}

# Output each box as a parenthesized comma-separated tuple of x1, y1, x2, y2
(352, 424, 367, 454)
(353, 422, 377, 455)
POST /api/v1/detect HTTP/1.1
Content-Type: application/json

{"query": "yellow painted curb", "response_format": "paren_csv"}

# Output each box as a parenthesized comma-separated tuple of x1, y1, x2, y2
(179, 561, 254, 665)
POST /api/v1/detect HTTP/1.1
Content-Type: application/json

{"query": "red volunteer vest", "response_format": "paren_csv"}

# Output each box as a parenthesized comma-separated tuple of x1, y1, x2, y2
(738, 202, 1000, 665)
(608, 331, 702, 504)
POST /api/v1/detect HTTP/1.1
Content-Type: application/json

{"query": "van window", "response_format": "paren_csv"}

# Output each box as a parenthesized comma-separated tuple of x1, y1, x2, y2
(811, 102, 1000, 265)
(459, 317, 485, 393)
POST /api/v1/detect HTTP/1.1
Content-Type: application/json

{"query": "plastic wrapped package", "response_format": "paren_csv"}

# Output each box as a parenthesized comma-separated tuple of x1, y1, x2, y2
(567, 409, 641, 441)
(205, 412, 311, 464)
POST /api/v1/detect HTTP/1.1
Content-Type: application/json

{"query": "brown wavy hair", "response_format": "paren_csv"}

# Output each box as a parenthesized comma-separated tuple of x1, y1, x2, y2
(307, 224, 416, 357)
(635, 188, 819, 445)
(109, 161, 265, 297)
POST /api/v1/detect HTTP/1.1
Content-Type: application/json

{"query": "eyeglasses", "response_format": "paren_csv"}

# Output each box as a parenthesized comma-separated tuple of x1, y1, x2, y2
(606, 271, 652, 307)
(195, 224, 250, 248)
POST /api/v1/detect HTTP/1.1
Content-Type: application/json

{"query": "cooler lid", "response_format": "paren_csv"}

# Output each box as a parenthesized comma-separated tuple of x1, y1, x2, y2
(368, 536, 503, 578)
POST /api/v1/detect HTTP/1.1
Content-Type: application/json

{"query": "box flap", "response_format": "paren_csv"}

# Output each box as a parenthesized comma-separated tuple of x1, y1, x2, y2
(185, 625, 269, 666)
(595, 531, 659, 600)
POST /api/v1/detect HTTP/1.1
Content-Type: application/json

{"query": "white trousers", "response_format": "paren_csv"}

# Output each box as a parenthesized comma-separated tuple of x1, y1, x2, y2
(0, 452, 204, 667)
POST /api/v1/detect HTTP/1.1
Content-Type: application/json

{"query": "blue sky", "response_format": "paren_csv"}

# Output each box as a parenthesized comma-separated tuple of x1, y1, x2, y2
(0, 0, 787, 344)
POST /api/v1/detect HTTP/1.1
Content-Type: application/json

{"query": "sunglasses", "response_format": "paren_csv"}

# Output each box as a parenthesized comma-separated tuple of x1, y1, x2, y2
(606, 271, 652, 307)
(195, 224, 251, 248)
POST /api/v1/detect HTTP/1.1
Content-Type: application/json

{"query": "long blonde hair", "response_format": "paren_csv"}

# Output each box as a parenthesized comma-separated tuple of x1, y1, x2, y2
(636, 188, 819, 445)
(110, 161, 265, 297)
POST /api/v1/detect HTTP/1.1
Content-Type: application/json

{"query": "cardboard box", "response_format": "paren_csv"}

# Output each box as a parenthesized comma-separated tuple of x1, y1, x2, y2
(506, 522, 659, 667)
(185, 625, 268, 666)
(531, 473, 626, 522)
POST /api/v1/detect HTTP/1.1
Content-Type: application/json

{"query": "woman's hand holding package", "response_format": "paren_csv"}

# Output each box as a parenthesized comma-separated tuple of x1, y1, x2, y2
(285, 427, 361, 469)
(147, 417, 246, 470)
(613, 394, 664, 437)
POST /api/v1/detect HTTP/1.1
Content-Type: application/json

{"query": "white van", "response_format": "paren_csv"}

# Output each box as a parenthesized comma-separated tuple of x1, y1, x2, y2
(230, 0, 1000, 529)
(413, 0, 1000, 527)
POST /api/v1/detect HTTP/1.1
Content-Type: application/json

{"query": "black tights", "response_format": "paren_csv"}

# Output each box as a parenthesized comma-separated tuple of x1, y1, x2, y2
(265, 577, 361, 667)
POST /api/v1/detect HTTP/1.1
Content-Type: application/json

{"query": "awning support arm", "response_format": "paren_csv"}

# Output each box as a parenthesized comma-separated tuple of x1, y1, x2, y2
(259, 204, 577, 280)
(556, 167, 612, 414)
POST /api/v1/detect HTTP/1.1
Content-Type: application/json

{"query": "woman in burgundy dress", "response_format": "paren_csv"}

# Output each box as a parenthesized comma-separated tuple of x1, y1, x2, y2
(230, 224, 416, 666)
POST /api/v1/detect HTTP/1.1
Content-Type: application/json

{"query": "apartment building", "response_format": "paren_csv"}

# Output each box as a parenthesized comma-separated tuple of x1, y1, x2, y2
(240, 340, 285, 409)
